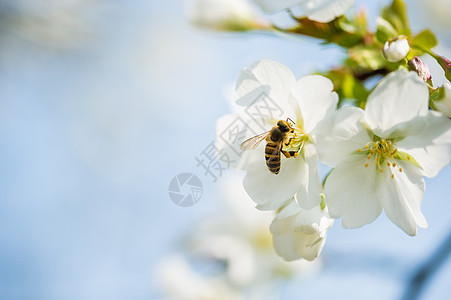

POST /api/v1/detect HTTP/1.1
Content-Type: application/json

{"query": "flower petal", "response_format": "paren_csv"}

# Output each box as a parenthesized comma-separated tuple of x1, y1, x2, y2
(243, 151, 308, 210)
(295, 143, 322, 209)
(380, 159, 427, 236)
(235, 60, 297, 122)
(324, 155, 383, 228)
(397, 110, 451, 178)
(315, 106, 370, 167)
(365, 69, 429, 137)
(299, 0, 355, 23)
(292, 75, 338, 134)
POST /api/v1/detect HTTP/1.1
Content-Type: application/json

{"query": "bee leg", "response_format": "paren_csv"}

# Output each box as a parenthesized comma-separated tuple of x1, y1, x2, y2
(281, 150, 291, 158)
(285, 136, 295, 146)
(289, 151, 299, 158)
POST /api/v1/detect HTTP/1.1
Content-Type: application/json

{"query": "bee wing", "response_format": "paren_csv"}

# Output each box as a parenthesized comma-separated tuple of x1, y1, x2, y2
(240, 131, 270, 151)
(267, 141, 283, 163)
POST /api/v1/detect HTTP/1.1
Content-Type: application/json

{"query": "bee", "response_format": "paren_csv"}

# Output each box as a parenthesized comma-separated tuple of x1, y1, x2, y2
(240, 118, 298, 174)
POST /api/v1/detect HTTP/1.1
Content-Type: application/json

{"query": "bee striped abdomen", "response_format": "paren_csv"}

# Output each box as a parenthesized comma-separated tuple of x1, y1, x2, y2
(265, 143, 281, 174)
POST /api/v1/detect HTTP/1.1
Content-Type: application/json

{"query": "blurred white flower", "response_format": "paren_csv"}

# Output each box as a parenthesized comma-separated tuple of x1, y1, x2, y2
(253, 0, 354, 22)
(216, 59, 338, 211)
(271, 199, 333, 261)
(383, 37, 410, 63)
(316, 68, 451, 236)
(431, 82, 451, 117)
(186, 0, 264, 31)
(154, 175, 320, 299)
(155, 255, 245, 300)
(4, 0, 102, 48)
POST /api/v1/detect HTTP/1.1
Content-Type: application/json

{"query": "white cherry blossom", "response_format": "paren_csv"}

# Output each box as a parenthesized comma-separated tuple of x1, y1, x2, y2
(216, 59, 338, 211)
(316, 68, 451, 236)
(253, 0, 354, 23)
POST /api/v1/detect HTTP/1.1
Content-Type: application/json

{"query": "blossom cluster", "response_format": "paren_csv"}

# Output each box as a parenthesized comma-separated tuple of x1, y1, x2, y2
(188, 0, 451, 261)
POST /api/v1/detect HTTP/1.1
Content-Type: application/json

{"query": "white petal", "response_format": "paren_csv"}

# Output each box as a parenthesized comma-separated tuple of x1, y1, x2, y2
(273, 198, 303, 221)
(365, 69, 429, 137)
(397, 110, 451, 178)
(243, 151, 307, 210)
(315, 106, 370, 167)
(380, 159, 427, 236)
(295, 143, 322, 209)
(299, 0, 355, 23)
(293, 75, 338, 134)
(324, 155, 383, 227)
(235, 60, 297, 124)
(253, 0, 300, 13)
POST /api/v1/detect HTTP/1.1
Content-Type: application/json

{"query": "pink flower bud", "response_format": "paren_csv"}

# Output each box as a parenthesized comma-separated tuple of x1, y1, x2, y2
(435, 55, 451, 82)
(408, 56, 432, 82)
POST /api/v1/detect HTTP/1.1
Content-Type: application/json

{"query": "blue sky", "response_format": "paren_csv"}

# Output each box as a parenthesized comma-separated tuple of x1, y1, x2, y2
(0, 0, 450, 299)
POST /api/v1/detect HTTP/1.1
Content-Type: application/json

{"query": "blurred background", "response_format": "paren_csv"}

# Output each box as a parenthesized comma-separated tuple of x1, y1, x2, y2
(0, 0, 450, 299)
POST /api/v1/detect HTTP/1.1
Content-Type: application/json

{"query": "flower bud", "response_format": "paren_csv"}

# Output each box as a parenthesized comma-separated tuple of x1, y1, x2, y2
(383, 37, 410, 62)
(186, 0, 263, 32)
(408, 56, 432, 82)
(270, 202, 333, 261)
(435, 55, 451, 82)
(431, 83, 451, 117)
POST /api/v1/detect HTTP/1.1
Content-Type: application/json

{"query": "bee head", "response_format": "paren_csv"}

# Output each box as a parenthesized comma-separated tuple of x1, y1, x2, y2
(277, 120, 290, 132)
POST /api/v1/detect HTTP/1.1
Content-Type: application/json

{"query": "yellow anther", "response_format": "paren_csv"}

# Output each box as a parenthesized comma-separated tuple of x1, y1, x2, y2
(387, 162, 391, 166)
(358, 148, 362, 152)
(365, 163, 369, 167)
(399, 167, 403, 172)
(392, 162, 397, 167)
(391, 174, 394, 179)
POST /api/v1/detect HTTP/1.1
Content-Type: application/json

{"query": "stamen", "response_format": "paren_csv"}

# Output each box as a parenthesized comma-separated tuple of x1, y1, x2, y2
(358, 138, 402, 175)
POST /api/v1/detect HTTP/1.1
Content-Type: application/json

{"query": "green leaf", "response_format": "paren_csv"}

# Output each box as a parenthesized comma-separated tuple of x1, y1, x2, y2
(375, 17, 398, 44)
(411, 29, 438, 52)
(381, 0, 411, 36)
